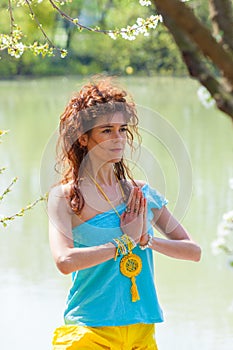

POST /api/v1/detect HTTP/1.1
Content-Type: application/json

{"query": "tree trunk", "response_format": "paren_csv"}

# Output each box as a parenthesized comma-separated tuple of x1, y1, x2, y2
(209, 0, 233, 51)
(153, 0, 233, 120)
(161, 14, 233, 119)
(153, 0, 233, 90)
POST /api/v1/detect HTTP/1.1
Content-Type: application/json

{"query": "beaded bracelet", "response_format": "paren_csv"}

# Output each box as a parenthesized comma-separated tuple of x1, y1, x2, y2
(112, 234, 137, 260)
(120, 234, 137, 251)
(139, 235, 153, 250)
(112, 237, 127, 260)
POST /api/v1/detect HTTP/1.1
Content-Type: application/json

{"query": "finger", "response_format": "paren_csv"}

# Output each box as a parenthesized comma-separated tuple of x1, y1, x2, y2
(138, 195, 145, 215)
(126, 187, 135, 207)
(130, 188, 138, 214)
(142, 198, 148, 233)
(121, 211, 126, 221)
(135, 190, 141, 206)
(125, 206, 131, 214)
(127, 187, 138, 213)
(143, 198, 147, 216)
(132, 188, 142, 214)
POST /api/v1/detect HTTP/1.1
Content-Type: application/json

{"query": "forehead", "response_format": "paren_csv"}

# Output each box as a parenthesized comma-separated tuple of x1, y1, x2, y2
(94, 112, 127, 128)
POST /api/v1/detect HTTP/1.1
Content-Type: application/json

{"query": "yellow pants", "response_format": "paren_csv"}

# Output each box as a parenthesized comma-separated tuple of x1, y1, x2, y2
(52, 323, 158, 350)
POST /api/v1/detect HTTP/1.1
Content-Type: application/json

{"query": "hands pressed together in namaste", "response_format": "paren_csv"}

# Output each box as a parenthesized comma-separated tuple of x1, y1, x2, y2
(120, 187, 149, 246)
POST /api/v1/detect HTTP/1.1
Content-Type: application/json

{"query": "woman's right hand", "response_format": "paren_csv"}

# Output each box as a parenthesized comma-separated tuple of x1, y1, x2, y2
(120, 187, 146, 243)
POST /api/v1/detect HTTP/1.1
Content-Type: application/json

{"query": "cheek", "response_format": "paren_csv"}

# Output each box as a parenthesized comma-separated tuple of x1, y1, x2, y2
(87, 136, 108, 152)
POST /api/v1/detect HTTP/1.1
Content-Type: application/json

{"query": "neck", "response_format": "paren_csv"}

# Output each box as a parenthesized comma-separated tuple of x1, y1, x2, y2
(85, 161, 117, 186)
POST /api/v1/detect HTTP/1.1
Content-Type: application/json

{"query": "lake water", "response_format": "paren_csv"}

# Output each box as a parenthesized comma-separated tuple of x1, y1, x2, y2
(0, 76, 233, 349)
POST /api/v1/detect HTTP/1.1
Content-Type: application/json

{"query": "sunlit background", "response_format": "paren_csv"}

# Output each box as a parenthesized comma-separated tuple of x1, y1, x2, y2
(0, 76, 233, 349)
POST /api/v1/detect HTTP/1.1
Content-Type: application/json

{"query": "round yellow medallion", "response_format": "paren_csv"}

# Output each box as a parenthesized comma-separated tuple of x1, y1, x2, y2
(120, 253, 142, 278)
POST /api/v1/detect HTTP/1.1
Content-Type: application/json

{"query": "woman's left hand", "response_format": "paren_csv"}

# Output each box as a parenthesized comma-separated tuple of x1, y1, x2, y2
(120, 187, 146, 243)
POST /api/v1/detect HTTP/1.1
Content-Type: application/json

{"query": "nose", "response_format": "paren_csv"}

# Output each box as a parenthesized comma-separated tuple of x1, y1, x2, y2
(112, 130, 124, 141)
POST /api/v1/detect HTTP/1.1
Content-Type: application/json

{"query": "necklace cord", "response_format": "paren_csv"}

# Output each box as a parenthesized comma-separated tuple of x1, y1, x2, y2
(85, 169, 142, 303)
(85, 169, 125, 218)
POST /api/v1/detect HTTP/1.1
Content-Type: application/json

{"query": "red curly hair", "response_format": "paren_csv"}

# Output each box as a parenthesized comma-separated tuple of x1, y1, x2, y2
(56, 76, 141, 214)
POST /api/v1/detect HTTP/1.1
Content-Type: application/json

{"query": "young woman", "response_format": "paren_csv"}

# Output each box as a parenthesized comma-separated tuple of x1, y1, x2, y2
(48, 77, 201, 349)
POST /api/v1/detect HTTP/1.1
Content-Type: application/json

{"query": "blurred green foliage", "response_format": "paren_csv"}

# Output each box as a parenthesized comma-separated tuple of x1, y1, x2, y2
(0, 0, 208, 77)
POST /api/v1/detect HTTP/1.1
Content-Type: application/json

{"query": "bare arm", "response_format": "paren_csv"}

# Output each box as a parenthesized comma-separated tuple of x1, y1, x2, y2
(141, 206, 201, 262)
(48, 185, 116, 275)
(48, 184, 147, 275)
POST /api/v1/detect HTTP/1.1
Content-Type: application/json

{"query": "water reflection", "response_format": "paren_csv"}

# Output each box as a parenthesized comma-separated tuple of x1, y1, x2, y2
(0, 77, 232, 349)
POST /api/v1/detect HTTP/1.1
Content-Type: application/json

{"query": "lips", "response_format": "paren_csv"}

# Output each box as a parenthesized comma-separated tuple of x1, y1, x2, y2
(110, 148, 123, 152)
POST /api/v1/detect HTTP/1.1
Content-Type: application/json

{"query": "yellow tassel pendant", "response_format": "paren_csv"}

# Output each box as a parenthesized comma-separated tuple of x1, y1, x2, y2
(131, 276, 140, 302)
(120, 253, 142, 302)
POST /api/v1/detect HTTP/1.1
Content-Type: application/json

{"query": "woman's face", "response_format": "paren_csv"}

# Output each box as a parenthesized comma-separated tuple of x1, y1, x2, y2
(85, 112, 128, 164)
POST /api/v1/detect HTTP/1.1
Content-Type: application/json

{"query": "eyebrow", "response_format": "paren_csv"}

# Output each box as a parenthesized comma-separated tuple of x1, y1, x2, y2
(98, 124, 128, 129)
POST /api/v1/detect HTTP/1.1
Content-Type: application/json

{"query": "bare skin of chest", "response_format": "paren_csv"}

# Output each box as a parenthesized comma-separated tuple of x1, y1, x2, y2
(71, 181, 124, 227)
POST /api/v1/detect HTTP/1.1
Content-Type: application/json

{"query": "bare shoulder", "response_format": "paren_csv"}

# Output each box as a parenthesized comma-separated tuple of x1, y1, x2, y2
(48, 183, 73, 214)
(49, 182, 70, 195)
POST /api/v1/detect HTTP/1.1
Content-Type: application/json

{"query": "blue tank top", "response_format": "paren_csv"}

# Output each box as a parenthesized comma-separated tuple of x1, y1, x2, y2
(64, 184, 168, 327)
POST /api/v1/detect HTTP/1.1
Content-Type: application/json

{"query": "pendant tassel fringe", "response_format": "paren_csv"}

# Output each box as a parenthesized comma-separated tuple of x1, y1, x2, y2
(131, 276, 140, 302)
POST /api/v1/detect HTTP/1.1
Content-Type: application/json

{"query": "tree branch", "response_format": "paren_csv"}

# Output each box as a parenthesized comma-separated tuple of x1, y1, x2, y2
(153, 0, 233, 90)
(48, 0, 100, 33)
(48, 0, 161, 38)
(161, 13, 233, 120)
(25, 0, 55, 48)
(0, 194, 47, 227)
(8, 0, 15, 33)
(209, 0, 233, 52)
(0, 177, 18, 202)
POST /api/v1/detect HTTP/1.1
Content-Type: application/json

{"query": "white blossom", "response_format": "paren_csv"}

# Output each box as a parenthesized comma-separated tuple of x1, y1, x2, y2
(212, 237, 226, 255)
(1, 36, 9, 45)
(212, 208, 233, 260)
(114, 14, 162, 41)
(197, 86, 215, 108)
(136, 18, 144, 26)
(108, 32, 117, 40)
(139, 0, 152, 6)
(229, 178, 233, 190)
(223, 210, 233, 223)
(121, 31, 136, 41)
(9, 42, 25, 58)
